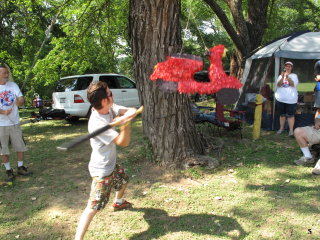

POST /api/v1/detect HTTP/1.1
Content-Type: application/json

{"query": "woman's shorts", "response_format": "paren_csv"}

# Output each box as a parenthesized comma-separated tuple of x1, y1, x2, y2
(276, 101, 297, 117)
(88, 164, 129, 210)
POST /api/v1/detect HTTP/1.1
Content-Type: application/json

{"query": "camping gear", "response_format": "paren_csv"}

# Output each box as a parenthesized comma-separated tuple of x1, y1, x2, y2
(238, 31, 320, 130)
(19, 108, 68, 126)
(39, 108, 67, 119)
(193, 104, 246, 138)
(32, 97, 43, 108)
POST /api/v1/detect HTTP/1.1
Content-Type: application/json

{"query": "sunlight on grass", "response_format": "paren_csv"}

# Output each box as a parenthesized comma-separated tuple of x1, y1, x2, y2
(297, 82, 315, 93)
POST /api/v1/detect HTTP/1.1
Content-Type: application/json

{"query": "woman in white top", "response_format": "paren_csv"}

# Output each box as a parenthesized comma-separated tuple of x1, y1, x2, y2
(274, 61, 299, 136)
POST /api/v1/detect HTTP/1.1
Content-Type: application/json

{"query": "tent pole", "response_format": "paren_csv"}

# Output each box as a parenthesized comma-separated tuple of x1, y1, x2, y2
(241, 58, 252, 85)
(272, 57, 280, 130)
(235, 58, 252, 108)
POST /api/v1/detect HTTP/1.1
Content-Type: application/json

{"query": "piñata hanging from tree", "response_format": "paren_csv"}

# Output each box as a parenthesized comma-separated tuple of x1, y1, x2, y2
(150, 45, 242, 105)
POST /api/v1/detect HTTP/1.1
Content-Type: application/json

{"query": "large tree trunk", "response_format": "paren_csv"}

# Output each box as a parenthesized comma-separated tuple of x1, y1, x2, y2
(129, 0, 207, 168)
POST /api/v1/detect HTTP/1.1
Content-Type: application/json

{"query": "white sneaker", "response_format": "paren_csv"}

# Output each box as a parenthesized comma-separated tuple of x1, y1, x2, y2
(294, 156, 315, 166)
(288, 131, 294, 137)
(312, 159, 320, 175)
(276, 129, 283, 134)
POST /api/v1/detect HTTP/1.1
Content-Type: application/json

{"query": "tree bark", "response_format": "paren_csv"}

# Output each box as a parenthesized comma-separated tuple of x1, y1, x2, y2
(129, 0, 206, 168)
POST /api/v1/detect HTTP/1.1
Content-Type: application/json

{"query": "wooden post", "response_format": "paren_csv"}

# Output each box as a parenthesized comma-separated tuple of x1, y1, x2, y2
(253, 94, 263, 140)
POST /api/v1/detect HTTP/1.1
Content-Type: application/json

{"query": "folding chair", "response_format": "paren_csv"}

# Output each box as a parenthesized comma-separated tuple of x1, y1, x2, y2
(214, 103, 246, 138)
(192, 103, 245, 138)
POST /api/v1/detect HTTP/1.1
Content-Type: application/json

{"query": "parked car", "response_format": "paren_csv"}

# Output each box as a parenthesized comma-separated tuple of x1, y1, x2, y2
(52, 74, 140, 121)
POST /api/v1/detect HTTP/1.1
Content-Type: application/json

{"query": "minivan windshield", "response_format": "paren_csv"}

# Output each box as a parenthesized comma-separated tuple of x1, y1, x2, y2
(55, 76, 93, 92)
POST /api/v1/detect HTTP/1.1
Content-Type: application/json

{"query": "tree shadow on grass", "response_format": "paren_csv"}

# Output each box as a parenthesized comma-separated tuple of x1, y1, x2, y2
(231, 183, 320, 239)
(128, 207, 247, 240)
(246, 183, 320, 213)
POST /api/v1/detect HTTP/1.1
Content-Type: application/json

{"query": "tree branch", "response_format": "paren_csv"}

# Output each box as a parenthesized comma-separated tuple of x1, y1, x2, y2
(202, 0, 246, 54)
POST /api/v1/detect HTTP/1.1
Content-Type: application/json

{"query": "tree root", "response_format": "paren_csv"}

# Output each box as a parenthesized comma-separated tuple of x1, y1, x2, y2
(182, 154, 219, 169)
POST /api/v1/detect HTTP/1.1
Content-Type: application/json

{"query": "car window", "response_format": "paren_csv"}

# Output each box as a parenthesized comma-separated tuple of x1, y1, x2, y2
(117, 76, 136, 88)
(99, 76, 119, 89)
(55, 77, 93, 92)
(55, 77, 77, 92)
(74, 77, 93, 90)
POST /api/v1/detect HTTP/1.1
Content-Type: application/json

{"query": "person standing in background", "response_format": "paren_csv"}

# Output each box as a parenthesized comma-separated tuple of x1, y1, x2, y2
(0, 64, 29, 183)
(313, 60, 320, 118)
(275, 61, 299, 137)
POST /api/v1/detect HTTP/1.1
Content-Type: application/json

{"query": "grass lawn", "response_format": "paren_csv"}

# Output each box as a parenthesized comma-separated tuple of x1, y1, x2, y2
(297, 82, 315, 93)
(0, 108, 319, 240)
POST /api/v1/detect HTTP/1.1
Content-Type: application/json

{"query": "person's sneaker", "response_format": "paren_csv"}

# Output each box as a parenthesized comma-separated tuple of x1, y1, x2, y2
(294, 156, 316, 166)
(288, 131, 294, 137)
(112, 200, 132, 211)
(6, 169, 15, 182)
(276, 129, 283, 134)
(312, 159, 320, 175)
(17, 166, 32, 176)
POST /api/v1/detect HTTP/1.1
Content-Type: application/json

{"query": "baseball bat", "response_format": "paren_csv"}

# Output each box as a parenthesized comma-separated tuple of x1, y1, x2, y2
(56, 106, 144, 151)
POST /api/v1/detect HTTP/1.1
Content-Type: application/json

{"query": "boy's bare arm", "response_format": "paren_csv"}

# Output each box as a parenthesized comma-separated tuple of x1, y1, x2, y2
(114, 124, 131, 147)
(113, 107, 141, 147)
(16, 96, 25, 106)
(0, 109, 12, 115)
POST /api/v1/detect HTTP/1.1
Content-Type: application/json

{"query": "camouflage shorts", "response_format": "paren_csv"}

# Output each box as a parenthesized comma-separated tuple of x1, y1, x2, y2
(88, 164, 129, 210)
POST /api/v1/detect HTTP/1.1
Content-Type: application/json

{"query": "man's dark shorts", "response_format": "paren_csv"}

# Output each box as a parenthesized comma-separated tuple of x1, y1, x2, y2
(88, 164, 129, 210)
(276, 101, 297, 117)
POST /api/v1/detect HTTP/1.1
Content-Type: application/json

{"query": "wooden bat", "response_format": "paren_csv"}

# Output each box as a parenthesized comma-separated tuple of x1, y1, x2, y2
(56, 106, 144, 151)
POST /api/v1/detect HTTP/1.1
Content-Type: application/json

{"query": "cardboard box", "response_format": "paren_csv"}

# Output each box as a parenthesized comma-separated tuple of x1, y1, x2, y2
(303, 92, 315, 103)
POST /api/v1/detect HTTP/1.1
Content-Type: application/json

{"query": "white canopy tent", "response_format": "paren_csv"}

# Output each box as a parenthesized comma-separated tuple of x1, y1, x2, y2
(242, 31, 320, 90)
(238, 31, 320, 129)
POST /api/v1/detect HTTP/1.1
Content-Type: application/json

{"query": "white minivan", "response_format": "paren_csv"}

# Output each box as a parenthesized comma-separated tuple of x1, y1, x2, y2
(52, 74, 140, 120)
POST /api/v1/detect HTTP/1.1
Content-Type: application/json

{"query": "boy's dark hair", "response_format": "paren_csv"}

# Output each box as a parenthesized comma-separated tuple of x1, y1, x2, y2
(87, 81, 110, 110)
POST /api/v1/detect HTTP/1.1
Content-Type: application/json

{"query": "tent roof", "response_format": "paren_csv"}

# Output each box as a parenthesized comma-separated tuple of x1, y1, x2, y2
(250, 32, 320, 60)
